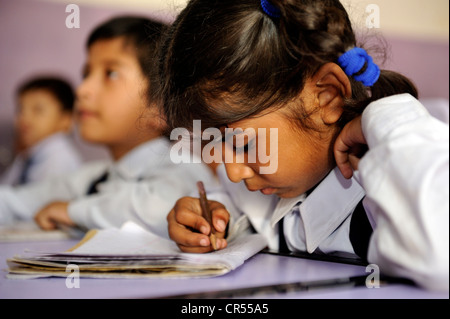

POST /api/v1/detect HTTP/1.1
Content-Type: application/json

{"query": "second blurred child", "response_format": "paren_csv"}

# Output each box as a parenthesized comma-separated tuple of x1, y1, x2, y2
(0, 16, 217, 238)
(0, 77, 82, 185)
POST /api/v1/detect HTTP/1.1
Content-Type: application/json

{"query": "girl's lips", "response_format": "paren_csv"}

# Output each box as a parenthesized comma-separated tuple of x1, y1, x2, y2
(78, 109, 98, 120)
(246, 183, 278, 195)
(260, 187, 277, 195)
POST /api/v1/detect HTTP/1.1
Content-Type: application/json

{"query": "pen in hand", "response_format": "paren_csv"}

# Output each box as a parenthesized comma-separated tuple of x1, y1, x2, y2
(197, 181, 218, 251)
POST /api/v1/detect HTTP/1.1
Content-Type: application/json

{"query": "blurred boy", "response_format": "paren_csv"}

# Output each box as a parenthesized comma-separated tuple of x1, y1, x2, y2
(0, 16, 217, 238)
(0, 77, 82, 185)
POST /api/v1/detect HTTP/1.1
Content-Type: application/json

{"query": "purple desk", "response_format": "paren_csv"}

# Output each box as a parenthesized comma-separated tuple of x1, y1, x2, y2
(0, 240, 448, 299)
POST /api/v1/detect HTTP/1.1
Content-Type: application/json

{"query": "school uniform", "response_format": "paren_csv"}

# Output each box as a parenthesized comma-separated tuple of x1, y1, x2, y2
(359, 94, 448, 291)
(0, 133, 83, 186)
(212, 165, 364, 256)
(0, 137, 218, 239)
(210, 94, 449, 291)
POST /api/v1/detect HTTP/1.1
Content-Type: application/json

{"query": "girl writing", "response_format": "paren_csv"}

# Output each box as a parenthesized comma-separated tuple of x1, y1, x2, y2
(158, 0, 449, 291)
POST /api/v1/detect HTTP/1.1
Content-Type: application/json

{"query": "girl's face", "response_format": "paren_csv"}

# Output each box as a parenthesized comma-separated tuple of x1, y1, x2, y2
(222, 101, 339, 199)
(76, 37, 158, 160)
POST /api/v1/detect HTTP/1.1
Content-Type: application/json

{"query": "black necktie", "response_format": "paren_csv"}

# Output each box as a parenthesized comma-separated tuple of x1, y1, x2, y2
(349, 197, 373, 261)
(18, 156, 33, 185)
(278, 217, 290, 253)
(278, 199, 373, 259)
(86, 172, 109, 195)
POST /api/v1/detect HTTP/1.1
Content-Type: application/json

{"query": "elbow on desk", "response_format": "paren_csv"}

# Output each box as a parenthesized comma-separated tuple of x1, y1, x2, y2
(369, 243, 449, 292)
(416, 246, 449, 292)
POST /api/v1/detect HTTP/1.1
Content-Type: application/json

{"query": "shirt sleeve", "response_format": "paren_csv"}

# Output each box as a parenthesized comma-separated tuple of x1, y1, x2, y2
(0, 178, 77, 224)
(0, 162, 106, 224)
(26, 134, 84, 183)
(68, 162, 220, 239)
(359, 94, 449, 291)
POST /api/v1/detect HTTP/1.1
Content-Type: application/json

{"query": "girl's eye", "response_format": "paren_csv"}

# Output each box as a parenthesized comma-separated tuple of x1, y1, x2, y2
(237, 140, 255, 154)
(222, 135, 254, 154)
(106, 70, 119, 79)
(82, 68, 90, 79)
(233, 141, 250, 154)
(239, 144, 249, 153)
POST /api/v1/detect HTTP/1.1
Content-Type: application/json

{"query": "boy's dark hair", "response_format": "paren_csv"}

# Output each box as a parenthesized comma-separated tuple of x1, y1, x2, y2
(157, 0, 418, 132)
(87, 16, 166, 98)
(17, 77, 75, 112)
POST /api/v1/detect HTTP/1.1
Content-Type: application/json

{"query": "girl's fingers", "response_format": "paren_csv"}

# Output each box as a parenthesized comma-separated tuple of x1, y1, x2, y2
(173, 204, 211, 235)
(167, 207, 211, 247)
(167, 197, 230, 252)
(334, 116, 366, 179)
(209, 202, 230, 234)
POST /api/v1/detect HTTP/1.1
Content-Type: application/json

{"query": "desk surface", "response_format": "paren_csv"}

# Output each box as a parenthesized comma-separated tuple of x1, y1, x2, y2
(0, 239, 448, 299)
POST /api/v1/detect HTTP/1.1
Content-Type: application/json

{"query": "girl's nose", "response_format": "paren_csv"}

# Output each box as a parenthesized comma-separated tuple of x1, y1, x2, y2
(224, 162, 255, 183)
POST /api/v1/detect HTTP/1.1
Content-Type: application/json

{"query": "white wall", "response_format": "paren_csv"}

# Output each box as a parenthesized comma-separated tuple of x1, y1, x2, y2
(342, 0, 449, 41)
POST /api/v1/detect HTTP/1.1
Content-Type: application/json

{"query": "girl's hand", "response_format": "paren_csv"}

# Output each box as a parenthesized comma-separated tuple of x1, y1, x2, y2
(334, 115, 368, 179)
(34, 201, 76, 230)
(167, 196, 230, 253)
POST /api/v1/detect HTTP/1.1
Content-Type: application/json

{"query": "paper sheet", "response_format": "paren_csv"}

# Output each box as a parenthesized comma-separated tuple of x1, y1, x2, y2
(7, 221, 268, 279)
(0, 221, 84, 242)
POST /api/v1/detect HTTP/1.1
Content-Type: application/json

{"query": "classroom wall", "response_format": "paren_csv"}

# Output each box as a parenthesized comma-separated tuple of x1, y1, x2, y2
(0, 0, 172, 171)
(47, 0, 450, 41)
(0, 0, 449, 172)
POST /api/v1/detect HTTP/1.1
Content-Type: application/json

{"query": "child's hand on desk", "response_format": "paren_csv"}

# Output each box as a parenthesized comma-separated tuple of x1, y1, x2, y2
(34, 201, 76, 230)
(167, 197, 229, 253)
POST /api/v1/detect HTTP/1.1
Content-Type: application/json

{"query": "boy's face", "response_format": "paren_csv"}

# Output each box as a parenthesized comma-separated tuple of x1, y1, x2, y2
(16, 89, 72, 149)
(76, 37, 154, 159)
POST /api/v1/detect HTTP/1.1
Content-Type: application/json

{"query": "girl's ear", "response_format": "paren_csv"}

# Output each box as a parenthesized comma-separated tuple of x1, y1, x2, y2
(312, 62, 352, 125)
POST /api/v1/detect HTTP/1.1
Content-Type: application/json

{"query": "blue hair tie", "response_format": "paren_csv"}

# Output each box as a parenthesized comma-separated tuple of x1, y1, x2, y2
(338, 47, 380, 87)
(261, 0, 281, 18)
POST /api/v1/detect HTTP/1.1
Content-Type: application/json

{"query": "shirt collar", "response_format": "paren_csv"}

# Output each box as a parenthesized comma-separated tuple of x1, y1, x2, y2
(27, 132, 67, 158)
(270, 194, 306, 228)
(110, 137, 172, 180)
(271, 167, 365, 253)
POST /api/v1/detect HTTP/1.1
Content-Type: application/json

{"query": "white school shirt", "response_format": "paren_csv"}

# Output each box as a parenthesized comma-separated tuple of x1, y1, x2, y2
(0, 133, 83, 185)
(360, 94, 448, 292)
(212, 165, 363, 254)
(210, 94, 449, 291)
(0, 137, 218, 238)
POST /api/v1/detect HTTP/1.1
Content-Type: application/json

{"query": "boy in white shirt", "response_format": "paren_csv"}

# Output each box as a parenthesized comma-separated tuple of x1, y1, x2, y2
(0, 77, 82, 185)
(0, 16, 216, 238)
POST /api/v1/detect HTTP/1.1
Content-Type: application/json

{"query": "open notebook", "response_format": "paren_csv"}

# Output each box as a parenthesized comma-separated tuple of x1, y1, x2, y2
(6, 221, 268, 279)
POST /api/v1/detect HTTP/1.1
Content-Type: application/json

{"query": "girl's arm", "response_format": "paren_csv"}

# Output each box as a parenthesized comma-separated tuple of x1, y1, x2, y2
(335, 94, 449, 291)
(0, 162, 107, 225)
